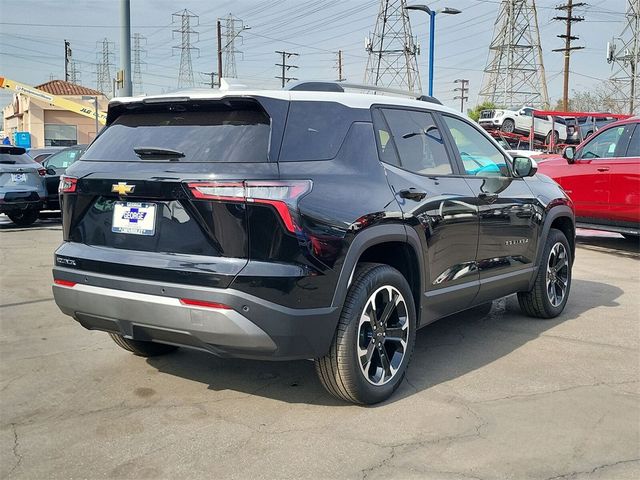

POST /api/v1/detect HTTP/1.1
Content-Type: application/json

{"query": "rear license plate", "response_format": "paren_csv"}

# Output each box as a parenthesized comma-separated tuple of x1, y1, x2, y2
(112, 202, 157, 236)
(11, 173, 26, 183)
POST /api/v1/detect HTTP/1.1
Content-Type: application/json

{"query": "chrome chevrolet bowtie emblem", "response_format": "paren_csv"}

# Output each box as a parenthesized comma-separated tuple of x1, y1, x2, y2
(111, 182, 135, 195)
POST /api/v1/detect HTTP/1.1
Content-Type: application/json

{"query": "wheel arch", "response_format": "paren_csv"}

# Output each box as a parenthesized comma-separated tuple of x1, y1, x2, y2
(331, 225, 424, 319)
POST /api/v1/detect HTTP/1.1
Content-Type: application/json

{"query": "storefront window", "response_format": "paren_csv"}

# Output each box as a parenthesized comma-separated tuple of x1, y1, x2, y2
(44, 124, 77, 146)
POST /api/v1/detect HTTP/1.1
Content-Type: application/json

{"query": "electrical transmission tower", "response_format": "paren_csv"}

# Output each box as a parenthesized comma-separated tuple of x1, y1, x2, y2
(96, 38, 115, 95)
(132, 33, 146, 95)
(172, 9, 199, 88)
(275, 51, 299, 87)
(553, 0, 585, 111)
(69, 61, 81, 85)
(220, 14, 248, 78)
(608, 0, 640, 115)
(364, 0, 421, 92)
(478, 0, 549, 108)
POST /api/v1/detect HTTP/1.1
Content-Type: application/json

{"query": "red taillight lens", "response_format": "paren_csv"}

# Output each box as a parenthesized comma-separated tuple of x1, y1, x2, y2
(179, 298, 232, 309)
(54, 279, 77, 287)
(187, 180, 312, 233)
(59, 175, 78, 193)
(38, 168, 46, 177)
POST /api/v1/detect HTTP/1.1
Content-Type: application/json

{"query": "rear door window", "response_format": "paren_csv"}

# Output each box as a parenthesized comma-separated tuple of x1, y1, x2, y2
(82, 101, 271, 163)
(379, 108, 453, 176)
(625, 125, 640, 157)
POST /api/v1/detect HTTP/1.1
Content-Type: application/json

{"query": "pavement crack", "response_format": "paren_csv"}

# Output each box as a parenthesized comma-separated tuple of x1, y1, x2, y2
(8, 423, 23, 476)
(545, 458, 640, 479)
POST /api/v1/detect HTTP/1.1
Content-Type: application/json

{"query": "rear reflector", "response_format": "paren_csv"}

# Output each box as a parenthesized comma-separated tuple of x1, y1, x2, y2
(179, 298, 232, 309)
(186, 180, 312, 233)
(54, 279, 77, 287)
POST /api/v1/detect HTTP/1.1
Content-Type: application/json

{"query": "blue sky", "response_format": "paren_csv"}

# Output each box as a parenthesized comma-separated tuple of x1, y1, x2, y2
(0, 0, 629, 111)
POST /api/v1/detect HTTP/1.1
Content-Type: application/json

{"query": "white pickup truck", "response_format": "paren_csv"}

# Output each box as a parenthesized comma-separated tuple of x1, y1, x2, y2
(478, 106, 567, 144)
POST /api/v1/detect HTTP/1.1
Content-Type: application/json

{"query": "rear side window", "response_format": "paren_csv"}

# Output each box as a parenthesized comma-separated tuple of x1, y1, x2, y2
(82, 101, 270, 162)
(279, 101, 355, 161)
(625, 124, 640, 157)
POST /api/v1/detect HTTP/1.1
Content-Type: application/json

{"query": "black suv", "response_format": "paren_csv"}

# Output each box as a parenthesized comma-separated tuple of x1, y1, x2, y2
(52, 83, 575, 404)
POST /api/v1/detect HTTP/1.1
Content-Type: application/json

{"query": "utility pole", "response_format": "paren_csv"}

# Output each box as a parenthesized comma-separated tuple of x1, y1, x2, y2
(64, 40, 72, 82)
(336, 50, 346, 81)
(172, 9, 199, 88)
(118, 0, 132, 96)
(275, 51, 299, 88)
(217, 20, 223, 86)
(454, 79, 469, 113)
(201, 71, 218, 88)
(553, 0, 585, 111)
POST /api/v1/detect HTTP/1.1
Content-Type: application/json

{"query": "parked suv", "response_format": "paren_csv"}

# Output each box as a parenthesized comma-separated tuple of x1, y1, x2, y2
(52, 83, 575, 404)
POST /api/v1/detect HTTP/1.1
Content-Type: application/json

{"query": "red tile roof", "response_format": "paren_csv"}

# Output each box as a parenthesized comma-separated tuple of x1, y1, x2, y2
(35, 80, 103, 96)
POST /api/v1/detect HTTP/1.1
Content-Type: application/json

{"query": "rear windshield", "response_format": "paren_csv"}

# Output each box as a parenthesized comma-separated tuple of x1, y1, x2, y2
(82, 101, 270, 162)
(0, 152, 34, 164)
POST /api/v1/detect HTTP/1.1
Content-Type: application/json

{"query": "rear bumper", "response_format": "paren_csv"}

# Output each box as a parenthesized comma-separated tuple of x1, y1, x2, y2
(52, 267, 340, 360)
(0, 191, 43, 213)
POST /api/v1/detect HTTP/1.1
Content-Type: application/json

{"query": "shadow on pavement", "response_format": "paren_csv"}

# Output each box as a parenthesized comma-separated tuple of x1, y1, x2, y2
(146, 278, 623, 406)
(0, 212, 61, 231)
(576, 230, 639, 257)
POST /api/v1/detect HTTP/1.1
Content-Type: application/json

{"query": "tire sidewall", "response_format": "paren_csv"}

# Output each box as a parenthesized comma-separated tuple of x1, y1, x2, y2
(539, 229, 572, 317)
(341, 265, 417, 404)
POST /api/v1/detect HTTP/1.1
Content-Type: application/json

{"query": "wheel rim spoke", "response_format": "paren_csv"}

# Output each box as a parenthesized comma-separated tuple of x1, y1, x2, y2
(546, 242, 569, 307)
(357, 285, 409, 386)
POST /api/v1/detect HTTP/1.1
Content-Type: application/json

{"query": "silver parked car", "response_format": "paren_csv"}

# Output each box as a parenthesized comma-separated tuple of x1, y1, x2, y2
(0, 146, 47, 226)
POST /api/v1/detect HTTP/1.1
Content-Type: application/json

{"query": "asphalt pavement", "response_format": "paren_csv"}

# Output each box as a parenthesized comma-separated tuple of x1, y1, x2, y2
(1, 215, 638, 479)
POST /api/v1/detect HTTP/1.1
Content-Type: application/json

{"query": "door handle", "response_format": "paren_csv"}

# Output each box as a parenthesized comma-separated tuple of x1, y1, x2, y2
(478, 192, 498, 203)
(596, 167, 610, 172)
(398, 188, 427, 201)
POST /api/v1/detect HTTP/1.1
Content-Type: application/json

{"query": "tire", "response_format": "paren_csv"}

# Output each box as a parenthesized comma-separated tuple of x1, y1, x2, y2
(545, 130, 559, 146)
(518, 229, 572, 319)
(8, 208, 39, 226)
(109, 333, 178, 357)
(315, 263, 417, 404)
(501, 119, 515, 133)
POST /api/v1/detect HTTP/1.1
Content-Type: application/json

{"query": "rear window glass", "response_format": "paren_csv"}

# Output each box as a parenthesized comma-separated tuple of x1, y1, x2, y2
(82, 101, 270, 162)
(0, 152, 34, 164)
(279, 101, 355, 161)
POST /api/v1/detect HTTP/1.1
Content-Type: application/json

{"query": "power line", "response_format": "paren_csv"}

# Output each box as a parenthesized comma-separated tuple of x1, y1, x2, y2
(275, 50, 299, 87)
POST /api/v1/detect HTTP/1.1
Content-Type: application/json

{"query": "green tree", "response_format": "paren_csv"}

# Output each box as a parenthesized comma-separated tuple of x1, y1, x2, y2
(467, 101, 497, 122)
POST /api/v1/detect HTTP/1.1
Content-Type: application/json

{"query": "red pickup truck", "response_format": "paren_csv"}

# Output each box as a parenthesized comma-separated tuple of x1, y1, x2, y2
(536, 116, 640, 238)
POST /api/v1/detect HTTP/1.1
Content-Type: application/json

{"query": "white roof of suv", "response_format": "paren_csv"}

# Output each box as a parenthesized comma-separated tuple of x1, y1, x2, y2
(110, 83, 459, 116)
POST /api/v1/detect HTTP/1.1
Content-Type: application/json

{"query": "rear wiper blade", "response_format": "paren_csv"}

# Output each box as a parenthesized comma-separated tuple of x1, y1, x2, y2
(134, 146, 185, 158)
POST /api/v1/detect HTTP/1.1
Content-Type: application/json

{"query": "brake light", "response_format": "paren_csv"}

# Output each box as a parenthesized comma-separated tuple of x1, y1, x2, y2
(59, 175, 77, 193)
(179, 298, 232, 309)
(54, 279, 77, 287)
(187, 180, 312, 233)
(38, 168, 46, 176)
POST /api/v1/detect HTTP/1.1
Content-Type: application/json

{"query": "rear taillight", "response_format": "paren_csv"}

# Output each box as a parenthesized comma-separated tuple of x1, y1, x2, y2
(54, 279, 77, 287)
(187, 180, 312, 233)
(59, 175, 78, 193)
(38, 168, 46, 177)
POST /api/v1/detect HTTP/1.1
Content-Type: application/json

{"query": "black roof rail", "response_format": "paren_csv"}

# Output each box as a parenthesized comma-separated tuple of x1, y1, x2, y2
(417, 95, 443, 105)
(285, 81, 443, 105)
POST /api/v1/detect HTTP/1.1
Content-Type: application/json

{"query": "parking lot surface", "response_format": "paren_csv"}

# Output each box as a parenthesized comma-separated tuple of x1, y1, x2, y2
(1, 216, 639, 480)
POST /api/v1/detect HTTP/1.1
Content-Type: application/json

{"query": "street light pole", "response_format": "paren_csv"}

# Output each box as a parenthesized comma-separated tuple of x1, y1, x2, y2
(406, 4, 461, 97)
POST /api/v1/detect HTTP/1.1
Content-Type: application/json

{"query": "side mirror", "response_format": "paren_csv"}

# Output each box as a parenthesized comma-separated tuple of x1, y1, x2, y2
(562, 146, 576, 164)
(45, 167, 57, 176)
(512, 156, 538, 178)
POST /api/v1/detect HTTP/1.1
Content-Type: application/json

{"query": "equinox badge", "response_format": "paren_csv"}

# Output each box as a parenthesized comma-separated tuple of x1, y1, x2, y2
(111, 182, 135, 195)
